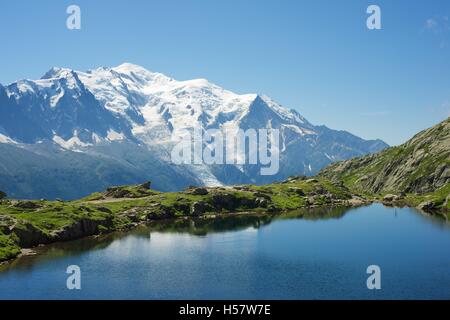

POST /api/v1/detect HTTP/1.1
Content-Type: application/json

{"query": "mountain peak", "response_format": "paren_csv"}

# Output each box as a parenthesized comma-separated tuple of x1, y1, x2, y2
(114, 62, 149, 73)
(41, 67, 74, 80)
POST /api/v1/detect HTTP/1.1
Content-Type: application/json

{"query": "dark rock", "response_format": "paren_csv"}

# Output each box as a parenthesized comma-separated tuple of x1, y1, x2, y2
(140, 181, 151, 190)
(211, 193, 238, 210)
(188, 187, 209, 196)
(288, 187, 305, 196)
(13, 201, 41, 210)
(105, 187, 133, 199)
(51, 217, 113, 242)
(12, 222, 49, 247)
(191, 201, 213, 216)
(0, 215, 16, 235)
(254, 197, 268, 208)
(267, 204, 280, 213)
(146, 204, 175, 220)
(174, 203, 190, 215)
(417, 201, 436, 212)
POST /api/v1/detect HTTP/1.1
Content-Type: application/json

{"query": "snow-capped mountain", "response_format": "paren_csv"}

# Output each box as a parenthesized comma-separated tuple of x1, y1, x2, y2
(0, 63, 388, 199)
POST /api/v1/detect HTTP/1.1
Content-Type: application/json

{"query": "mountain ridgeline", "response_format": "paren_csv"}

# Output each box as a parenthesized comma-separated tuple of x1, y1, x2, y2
(320, 117, 450, 208)
(0, 63, 387, 199)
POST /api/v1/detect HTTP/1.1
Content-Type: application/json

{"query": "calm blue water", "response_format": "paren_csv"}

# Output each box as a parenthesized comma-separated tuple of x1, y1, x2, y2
(1, 204, 450, 299)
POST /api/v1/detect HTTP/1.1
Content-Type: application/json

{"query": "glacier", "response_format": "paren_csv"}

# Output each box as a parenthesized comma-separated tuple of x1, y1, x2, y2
(0, 63, 388, 199)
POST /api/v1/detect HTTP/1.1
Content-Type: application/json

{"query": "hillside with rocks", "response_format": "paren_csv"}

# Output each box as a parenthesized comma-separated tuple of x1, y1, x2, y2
(320, 117, 450, 210)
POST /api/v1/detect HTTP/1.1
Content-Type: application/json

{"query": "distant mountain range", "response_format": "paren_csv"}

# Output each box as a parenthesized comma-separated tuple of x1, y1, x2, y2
(0, 63, 388, 199)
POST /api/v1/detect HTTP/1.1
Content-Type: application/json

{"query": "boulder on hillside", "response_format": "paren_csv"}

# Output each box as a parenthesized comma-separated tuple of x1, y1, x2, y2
(146, 204, 176, 220)
(383, 194, 399, 202)
(288, 188, 305, 196)
(13, 201, 42, 210)
(186, 187, 209, 196)
(254, 197, 269, 208)
(12, 222, 49, 247)
(0, 215, 16, 235)
(417, 201, 436, 213)
(191, 201, 214, 216)
(211, 193, 237, 210)
(105, 186, 134, 199)
(139, 181, 151, 190)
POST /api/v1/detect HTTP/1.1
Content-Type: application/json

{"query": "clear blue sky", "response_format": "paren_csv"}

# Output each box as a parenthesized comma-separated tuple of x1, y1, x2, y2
(1, 0, 449, 145)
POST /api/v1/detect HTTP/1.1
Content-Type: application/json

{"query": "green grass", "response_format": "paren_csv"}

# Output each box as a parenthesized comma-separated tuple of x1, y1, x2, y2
(0, 234, 21, 262)
(0, 178, 363, 262)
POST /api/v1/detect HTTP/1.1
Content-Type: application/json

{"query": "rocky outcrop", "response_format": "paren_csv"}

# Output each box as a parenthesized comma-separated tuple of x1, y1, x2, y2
(0, 215, 16, 235)
(13, 201, 42, 210)
(417, 201, 436, 213)
(146, 204, 176, 220)
(191, 201, 214, 216)
(12, 222, 49, 248)
(383, 194, 400, 202)
(104, 183, 154, 199)
(185, 187, 209, 196)
(140, 181, 151, 190)
(105, 186, 135, 199)
(254, 197, 269, 208)
(50, 217, 113, 242)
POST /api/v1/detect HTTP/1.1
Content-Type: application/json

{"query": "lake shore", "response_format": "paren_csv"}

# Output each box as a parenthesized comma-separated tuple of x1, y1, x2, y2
(1, 176, 448, 264)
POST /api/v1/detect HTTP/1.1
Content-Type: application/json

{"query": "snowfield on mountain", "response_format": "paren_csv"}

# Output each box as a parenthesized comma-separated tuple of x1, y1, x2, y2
(0, 63, 388, 199)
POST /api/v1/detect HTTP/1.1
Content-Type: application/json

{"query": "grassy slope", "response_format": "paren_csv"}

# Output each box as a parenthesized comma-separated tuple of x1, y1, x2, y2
(0, 177, 354, 262)
(320, 117, 450, 211)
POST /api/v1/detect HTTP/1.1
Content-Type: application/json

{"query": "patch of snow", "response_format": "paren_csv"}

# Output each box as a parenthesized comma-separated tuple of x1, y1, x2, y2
(53, 135, 91, 149)
(50, 88, 64, 107)
(324, 153, 335, 161)
(107, 129, 125, 141)
(282, 124, 316, 136)
(0, 133, 17, 144)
